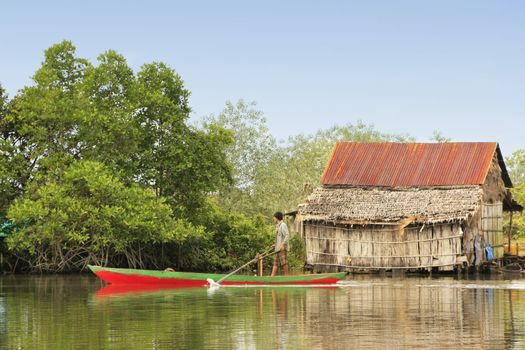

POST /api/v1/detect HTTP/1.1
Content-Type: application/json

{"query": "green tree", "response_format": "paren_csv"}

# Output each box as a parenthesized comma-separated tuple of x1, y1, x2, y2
(79, 50, 139, 177)
(206, 100, 275, 214)
(430, 130, 451, 143)
(506, 149, 525, 186)
(127, 62, 233, 217)
(3, 41, 233, 218)
(8, 41, 90, 170)
(0, 85, 15, 216)
(210, 100, 275, 189)
(0, 41, 94, 219)
(0, 85, 36, 219)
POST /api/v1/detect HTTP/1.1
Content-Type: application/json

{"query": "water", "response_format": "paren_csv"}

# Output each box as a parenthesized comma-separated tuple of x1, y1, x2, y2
(0, 274, 524, 349)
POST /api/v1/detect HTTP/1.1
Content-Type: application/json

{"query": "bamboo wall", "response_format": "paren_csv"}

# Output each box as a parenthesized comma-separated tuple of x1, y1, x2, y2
(304, 222, 464, 271)
(481, 202, 504, 259)
(480, 153, 506, 259)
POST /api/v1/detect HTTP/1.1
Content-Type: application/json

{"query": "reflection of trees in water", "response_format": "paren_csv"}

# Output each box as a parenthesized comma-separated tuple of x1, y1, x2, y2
(271, 290, 289, 350)
(0, 277, 524, 349)
(0, 295, 6, 339)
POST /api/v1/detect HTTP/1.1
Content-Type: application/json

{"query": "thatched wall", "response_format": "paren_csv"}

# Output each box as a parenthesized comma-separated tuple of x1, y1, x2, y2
(303, 222, 463, 271)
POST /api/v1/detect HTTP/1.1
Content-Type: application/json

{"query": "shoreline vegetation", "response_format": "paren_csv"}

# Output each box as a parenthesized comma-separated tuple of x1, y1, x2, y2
(0, 41, 524, 274)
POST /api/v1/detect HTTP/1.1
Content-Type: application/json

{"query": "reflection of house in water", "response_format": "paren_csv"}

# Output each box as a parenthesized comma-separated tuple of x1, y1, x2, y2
(297, 142, 523, 272)
(252, 281, 525, 349)
(301, 280, 525, 349)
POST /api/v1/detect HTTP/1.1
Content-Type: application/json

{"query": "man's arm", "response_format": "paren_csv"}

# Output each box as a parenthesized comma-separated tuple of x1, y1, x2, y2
(279, 222, 289, 251)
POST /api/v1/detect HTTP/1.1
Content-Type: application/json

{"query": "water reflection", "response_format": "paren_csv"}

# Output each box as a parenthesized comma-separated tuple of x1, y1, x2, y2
(0, 275, 524, 349)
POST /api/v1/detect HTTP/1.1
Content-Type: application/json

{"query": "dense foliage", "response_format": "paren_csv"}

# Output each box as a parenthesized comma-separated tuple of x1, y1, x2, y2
(7, 160, 199, 272)
(1, 42, 232, 218)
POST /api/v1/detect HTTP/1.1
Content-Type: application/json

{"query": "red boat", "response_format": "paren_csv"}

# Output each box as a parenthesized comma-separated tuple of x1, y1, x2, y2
(88, 265, 347, 287)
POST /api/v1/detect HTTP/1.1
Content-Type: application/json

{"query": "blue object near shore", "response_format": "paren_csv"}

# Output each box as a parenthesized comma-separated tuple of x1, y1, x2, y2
(485, 245, 494, 262)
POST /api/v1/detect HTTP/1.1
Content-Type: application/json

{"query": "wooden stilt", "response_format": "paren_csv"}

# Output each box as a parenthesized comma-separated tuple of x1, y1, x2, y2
(508, 211, 514, 249)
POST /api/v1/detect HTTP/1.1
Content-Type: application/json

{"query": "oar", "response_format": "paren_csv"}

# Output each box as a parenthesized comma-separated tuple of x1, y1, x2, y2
(207, 248, 277, 287)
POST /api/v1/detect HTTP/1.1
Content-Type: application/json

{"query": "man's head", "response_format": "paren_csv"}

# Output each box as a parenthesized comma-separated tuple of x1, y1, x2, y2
(273, 211, 283, 223)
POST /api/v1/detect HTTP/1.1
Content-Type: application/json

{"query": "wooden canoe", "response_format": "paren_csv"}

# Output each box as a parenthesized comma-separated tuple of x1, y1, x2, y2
(88, 265, 347, 287)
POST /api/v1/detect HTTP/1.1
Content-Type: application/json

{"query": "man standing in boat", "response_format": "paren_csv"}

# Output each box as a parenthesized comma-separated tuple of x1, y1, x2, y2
(271, 211, 289, 276)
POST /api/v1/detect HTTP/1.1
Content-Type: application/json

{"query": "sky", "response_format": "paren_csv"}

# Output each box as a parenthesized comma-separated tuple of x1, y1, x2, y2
(1, 0, 524, 157)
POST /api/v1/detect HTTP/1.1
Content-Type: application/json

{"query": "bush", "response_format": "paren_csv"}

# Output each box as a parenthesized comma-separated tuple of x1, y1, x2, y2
(7, 160, 201, 272)
(188, 199, 275, 272)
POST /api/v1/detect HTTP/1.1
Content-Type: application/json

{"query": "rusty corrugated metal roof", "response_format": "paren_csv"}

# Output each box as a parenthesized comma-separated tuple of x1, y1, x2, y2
(321, 142, 510, 187)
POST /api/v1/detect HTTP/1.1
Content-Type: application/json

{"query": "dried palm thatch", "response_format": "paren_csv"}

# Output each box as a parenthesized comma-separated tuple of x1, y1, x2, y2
(298, 186, 483, 225)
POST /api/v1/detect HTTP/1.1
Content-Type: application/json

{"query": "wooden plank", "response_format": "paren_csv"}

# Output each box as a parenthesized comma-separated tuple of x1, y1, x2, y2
(436, 224, 443, 266)
(411, 227, 420, 267)
(380, 229, 387, 268)
(336, 226, 346, 266)
(419, 226, 432, 267)
(350, 227, 357, 267)
(348, 227, 357, 267)
(365, 228, 373, 268)
(381, 228, 387, 267)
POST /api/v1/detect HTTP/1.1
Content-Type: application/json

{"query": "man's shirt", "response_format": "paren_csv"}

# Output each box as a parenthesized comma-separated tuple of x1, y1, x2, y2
(275, 221, 289, 252)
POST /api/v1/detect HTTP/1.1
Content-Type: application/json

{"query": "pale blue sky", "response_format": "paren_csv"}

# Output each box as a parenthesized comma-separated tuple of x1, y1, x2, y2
(1, 1, 524, 157)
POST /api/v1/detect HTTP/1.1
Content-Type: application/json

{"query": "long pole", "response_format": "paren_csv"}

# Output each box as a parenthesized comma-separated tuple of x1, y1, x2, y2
(215, 248, 276, 285)
(257, 253, 263, 276)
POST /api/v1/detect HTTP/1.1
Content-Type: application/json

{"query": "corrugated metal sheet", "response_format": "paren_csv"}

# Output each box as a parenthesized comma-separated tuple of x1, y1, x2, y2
(321, 142, 500, 187)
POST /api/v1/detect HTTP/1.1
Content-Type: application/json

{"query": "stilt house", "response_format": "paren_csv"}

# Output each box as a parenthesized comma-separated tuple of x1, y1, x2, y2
(297, 142, 522, 272)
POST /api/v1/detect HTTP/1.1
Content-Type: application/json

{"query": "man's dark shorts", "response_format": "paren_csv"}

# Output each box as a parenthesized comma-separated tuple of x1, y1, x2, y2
(274, 250, 288, 267)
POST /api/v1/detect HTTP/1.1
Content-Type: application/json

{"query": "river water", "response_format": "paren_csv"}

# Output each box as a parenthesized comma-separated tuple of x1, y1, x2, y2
(0, 274, 524, 349)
